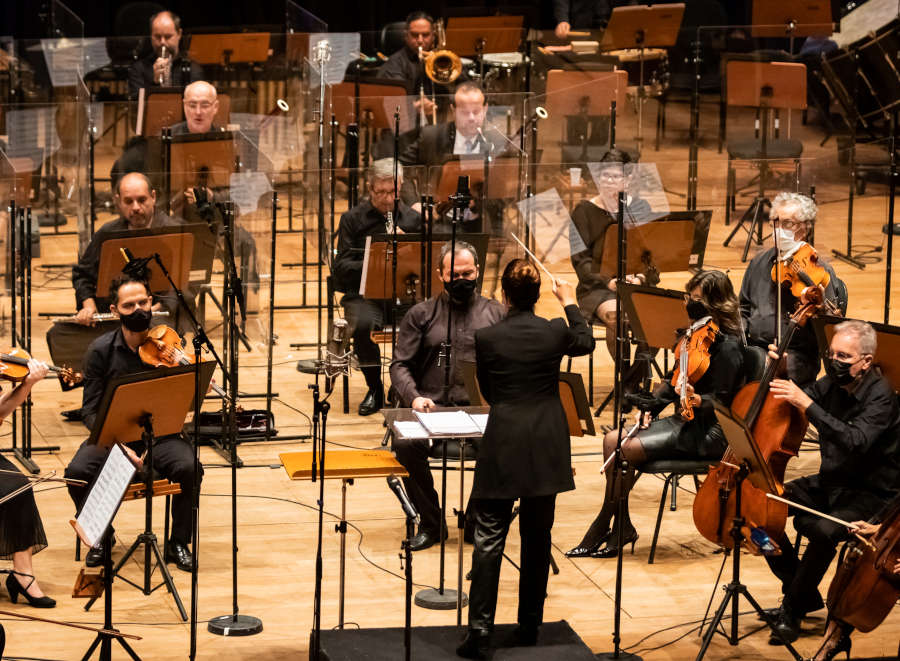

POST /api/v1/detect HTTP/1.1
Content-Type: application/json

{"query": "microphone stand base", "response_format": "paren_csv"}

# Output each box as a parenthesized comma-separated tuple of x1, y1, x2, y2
(207, 614, 263, 637)
(414, 587, 467, 610)
(595, 651, 643, 660)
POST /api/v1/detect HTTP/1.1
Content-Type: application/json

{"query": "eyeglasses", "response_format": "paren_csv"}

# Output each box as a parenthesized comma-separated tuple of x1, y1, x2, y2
(370, 188, 395, 198)
(826, 350, 863, 362)
(184, 101, 214, 111)
(773, 217, 810, 231)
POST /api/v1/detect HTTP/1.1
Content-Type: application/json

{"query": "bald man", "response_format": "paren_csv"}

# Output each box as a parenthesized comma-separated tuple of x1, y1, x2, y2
(72, 172, 180, 325)
(127, 10, 204, 99)
(171, 81, 219, 135)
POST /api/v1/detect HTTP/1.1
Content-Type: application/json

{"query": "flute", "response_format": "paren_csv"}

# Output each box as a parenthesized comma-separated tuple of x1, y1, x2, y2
(51, 311, 170, 324)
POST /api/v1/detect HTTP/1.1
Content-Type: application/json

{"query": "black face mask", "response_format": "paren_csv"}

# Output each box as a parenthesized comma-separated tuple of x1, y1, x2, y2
(825, 357, 862, 386)
(444, 277, 477, 305)
(120, 307, 152, 333)
(686, 299, 708, 321)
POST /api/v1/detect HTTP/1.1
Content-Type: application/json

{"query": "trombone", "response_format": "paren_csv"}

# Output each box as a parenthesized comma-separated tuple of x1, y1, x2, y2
(419, 18, 463, 124)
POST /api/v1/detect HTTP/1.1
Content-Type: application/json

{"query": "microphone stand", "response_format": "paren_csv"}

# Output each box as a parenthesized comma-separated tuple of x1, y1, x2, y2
(308, 380, 331, 659)
(391, 109, 401, 354)
(207, 202, 262, 638)
(402, 508, 415, 661)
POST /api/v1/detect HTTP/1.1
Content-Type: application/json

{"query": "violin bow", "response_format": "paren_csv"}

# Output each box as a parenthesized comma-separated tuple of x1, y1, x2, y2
(766, 493, 876, 550)
(0, 468, 87, 487)
(0, 609, 142, 640)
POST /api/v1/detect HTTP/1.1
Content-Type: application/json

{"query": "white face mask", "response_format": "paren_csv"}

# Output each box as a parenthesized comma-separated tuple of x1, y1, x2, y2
(774, 227, 802, 255)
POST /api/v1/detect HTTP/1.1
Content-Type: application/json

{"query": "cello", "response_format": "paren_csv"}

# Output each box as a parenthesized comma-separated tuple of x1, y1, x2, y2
(692, 287, 824, 552)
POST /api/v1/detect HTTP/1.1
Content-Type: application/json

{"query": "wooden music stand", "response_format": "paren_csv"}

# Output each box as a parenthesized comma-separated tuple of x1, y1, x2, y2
(444, 16, 524, 56)
(96, 230, 194, 298)
(360, 232, 489, 301)
(726, 61, 808, 110)
(559, 372, 595, 436)
(330, 81, 409, 128)
(543, 69, 627, 117)
(600, 4, 685, 51)
(168, 132, 236, 197)
(279, 449, 407, 628)
(751, 0, 834, 39)
(187, 33, 271, 65)
(811, 316, 900, 394)
(435, 158, 521, 200)
(596, 209, 712, 279)
(617, 282, 691, 350)
(136, 88, 231, 137)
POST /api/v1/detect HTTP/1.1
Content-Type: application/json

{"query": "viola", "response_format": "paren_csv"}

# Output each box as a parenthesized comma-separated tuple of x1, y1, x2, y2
(771, 242, 831, 299)
(0, 347, 81, 387)
(692, 288, 825, 552)
(826, 499, 900, 633)
(670, 319, 718, 421)
(138, 325, 228, 400)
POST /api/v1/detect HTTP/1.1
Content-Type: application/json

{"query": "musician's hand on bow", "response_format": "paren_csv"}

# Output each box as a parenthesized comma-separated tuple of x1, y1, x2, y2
(75, 300, 98, 327)
(412, 396, 436, 412)
(684, 383, 701, 408)
(850, 520, 880, 537)
(555, 21, 571, 39)
(552, 278, 577, 307)
(770, 378, 813, 411)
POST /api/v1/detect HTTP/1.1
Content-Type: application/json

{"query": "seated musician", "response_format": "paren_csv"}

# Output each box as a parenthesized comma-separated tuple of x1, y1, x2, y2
(740, 192, 845, 388)
(64, 273, 202, 572)
(566, 270, 745, 558)
(333, 158, 421, 416)
(570, 148, 658, 358)
(127, 10, 204, 99)
(554, 0, 626, 39)
(389, 240, 505, 551)
(763, 319, 900, 644)
(379, 11, 439, 121)
(71, 172, 180, 327)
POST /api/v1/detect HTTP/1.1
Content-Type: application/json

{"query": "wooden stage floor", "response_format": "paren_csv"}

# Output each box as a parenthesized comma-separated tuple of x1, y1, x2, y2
(2, 96, 899, 660)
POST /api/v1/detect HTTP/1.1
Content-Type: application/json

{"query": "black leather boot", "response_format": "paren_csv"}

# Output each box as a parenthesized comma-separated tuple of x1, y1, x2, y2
(456, 628, 491, 659)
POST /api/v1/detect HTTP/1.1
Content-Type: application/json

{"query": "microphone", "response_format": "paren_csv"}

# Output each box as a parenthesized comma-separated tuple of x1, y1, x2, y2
(324, 318, 350, 380)
(475, 127, 494, 154)
(119, 247, 153, 280)
(525, 106, 548, 127)
(451, 175, 471, 210)
(386, 474, 420, 524)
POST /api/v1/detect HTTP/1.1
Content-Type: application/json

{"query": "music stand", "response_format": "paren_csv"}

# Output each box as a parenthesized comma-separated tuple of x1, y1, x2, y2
(751, 0, 834, 44)
(96, 231, 195, 298)
(187, 33, 271, 66)
(70, 443, 140, 661)
(330, 81, 409, 127)
(721, 60, 807, 262)
(435, 158, 521, 201)
(85, 364, 215, 623)
(444, 16, 523, 56)
(618, 283, 691, 351)
(168, 131, 236, 201)
(600, 4, 685, 151)
(811, 316, 900, 394)
(695, 403, 802, 661)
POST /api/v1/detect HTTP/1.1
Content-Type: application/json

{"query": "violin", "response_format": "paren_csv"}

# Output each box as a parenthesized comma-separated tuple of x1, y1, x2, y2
(771, 242, 831, 299)
(826, 499, 900, 633)
(0, 347, 81, 387)
(670, 319, 718, 421)
(138, 325, 229, 400)
(692, 287, 826, 553)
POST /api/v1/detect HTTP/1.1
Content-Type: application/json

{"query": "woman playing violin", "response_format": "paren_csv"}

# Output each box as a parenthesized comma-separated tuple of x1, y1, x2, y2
(64, 272, 201, 573)
(763, 320, 900, 645)
(566, 270, 746, 558)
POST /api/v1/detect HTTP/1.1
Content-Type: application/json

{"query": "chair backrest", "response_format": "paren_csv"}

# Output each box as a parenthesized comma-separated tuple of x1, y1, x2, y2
(380, 21, 407, 56)
(831, 274, 849, 315)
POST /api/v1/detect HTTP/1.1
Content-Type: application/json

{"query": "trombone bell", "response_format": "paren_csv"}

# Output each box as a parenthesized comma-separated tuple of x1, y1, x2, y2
(425, 49, 463, 85)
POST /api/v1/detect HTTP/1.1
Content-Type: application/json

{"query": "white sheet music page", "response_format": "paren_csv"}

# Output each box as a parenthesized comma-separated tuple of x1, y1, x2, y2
(76, 444, 137, 548)
(414, 410, 481, 436)
(392, 421, 431, 439)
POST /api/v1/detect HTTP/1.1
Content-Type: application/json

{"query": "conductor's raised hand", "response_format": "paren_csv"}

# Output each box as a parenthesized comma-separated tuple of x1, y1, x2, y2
(552, 278, 577, 307)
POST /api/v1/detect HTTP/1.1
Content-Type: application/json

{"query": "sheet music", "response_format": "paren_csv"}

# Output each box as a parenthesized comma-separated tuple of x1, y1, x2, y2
(4, 107, 61, 164)
(517, 188, 587, 264)
(39, 38, 111, 87)
(470, 414, 489, 434)
(414, 410, 482, 436)
(229, 171, 272, 215)
(392, 421, 431, 439)
(308, 32, 361, 86)
(75, 445, 136, 548)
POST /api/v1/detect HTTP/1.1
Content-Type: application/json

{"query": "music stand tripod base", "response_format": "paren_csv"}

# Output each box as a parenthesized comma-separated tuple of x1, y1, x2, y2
(207, 614, 263, 636)
(415, 588, 467, 610)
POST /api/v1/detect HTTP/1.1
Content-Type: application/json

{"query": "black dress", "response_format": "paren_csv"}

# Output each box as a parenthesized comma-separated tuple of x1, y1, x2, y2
(0, 454, 47, 559)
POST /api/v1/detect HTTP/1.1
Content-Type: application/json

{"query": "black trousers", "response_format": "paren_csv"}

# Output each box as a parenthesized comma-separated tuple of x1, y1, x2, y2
(342, 296, 383, 392)
(65, 436, 202, 545)
(468, 494, 556, 632)
(764, 475, 884, 616)
(392, 436, 441, 535)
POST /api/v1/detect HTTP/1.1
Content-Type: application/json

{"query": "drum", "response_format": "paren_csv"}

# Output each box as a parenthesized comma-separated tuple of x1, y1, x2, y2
(482, 52, 526, 93)
(605, 48, 669, 97)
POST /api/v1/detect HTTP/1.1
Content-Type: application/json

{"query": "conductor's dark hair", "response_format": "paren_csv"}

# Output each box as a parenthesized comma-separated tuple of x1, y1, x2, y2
(109, 273, 151, 307)
(599, 148, 634, 164)
(685, 270, 741, 336)
(501, 258, 541, 311)
(405, 11, 434, 27)
(150, 10, 182, 32)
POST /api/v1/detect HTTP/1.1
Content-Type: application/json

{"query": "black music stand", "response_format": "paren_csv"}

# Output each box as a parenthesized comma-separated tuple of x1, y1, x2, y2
(695, 403, 803, 661)
(71, 444, 140, 661)
(84, 364, 215, 622)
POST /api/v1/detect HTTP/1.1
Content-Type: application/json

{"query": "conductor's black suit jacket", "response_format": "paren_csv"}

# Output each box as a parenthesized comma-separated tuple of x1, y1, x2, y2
(472, 305, 595, 500)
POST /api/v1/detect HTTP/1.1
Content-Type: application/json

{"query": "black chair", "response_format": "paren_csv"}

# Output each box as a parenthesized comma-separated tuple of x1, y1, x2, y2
(379, 21, 407, 57)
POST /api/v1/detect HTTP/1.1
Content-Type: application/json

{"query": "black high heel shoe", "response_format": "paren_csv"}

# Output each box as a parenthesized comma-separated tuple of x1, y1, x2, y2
(565, 530, 612, 558)
(817, 631, 851, 661)
(6, 573, 55, 608)
(590, 530, 639, 558)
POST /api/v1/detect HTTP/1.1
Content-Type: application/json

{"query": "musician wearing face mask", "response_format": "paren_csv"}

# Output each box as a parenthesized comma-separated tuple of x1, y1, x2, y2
(739, 192, 846, 387)
(566, 270, 746, 559)
(64, 274, 203, 572)
(332, 159, 421, 416)
(763, 320, 900, 645)
(389, 241, 505, 551)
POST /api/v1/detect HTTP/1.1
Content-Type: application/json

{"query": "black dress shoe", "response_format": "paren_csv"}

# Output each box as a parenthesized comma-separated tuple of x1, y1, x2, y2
(456, 628, 491, 659)
(769, 608, 800, 645)
(85, 537, 115, 568)
(757, 606, 781, 622)
(590, 530, 639, 558)
(358, 389, 384, 416)
(165, 542, 194, 572)
(409, 528, 447, 552)
(510, 625, 538, 646)
(565, 530, 612, 558)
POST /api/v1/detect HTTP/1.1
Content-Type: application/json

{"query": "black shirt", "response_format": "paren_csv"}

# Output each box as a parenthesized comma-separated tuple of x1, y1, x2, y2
(127, 53, 204, 99)
(81, 327, 153, 432)
(332, 199, 421, 294)
(803, 367, 900, 499)
(380, 47, 432, 96)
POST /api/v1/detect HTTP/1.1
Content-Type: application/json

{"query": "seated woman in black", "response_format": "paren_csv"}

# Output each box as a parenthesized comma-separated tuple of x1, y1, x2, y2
(567, 270, 747, 558)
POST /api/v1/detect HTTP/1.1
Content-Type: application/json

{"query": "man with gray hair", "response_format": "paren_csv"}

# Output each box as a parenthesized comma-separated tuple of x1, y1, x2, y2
(740, 192, 846, 386)
(764, 319, 900, 644)
(333, 158, 421, 415)
(389, 240, 505, 551)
